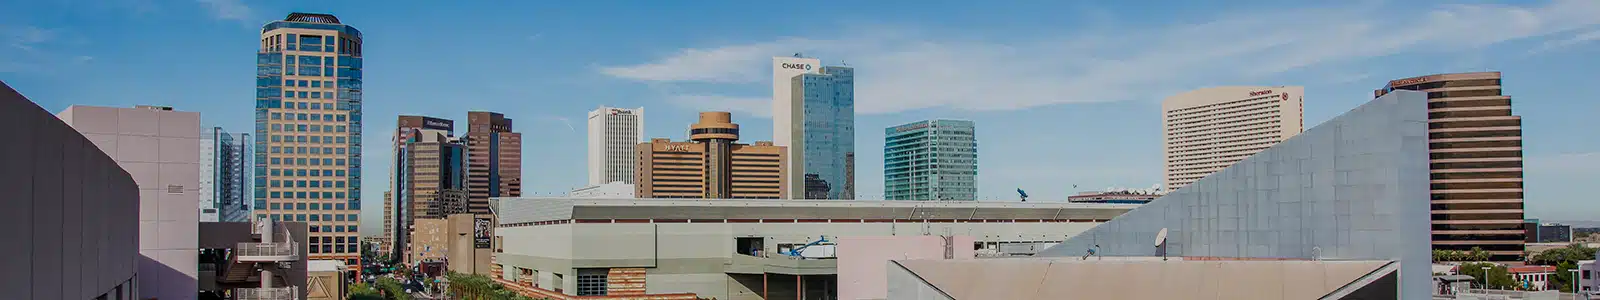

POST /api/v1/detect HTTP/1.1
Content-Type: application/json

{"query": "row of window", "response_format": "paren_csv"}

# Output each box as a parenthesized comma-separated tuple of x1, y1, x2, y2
(285, 91, 333, 99)
(269, 146, 347, 155)
(270, 112, 348, 122)
(272, 123, 348, 133)
(269, 168, 346, 177)
(268, 134, 348, 144)
(268, 179, 348, 188)
(267, 202, 352, 211)
(266, 191, 349, 200)
(268, 156, 349, 167)
(265, 212, 356, 222)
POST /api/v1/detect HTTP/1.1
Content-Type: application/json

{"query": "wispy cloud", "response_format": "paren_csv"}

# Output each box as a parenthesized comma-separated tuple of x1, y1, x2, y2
(539, 115, 576, 132)
(0, 25, 92, 74)
(599, 0, 1600, 115)
(1529, 29, 1600, 54)
(194, 0, 253, 22)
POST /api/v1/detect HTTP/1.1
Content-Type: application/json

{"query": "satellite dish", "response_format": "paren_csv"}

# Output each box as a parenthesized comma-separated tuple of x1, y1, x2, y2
(1155, 228, 1169, 247)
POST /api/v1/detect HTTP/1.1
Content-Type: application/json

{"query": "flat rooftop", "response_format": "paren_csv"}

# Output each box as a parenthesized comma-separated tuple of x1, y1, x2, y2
(491, 198, 1138, 225)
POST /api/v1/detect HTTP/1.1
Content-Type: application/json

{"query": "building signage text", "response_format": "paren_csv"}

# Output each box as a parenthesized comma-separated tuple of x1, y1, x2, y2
(1388, 75, 1440, 87)
(1249, 90, 1274, 96)
(423, 119, 451, 130)
(781, 63, 813, 71)
(894, 122, 930, 133)
(664, 144, 692, 152)
(473, 218, 492, 249)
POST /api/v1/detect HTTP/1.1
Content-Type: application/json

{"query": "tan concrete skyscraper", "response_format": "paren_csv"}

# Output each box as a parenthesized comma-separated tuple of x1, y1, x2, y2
(1376, 72, 1524, 261)
(1163, 86, 1304, 191)
(253, 12, 364, 270)
(387, 115, 467, 262)
(466, 111, 520, 213)
(636, 112, 787, 199)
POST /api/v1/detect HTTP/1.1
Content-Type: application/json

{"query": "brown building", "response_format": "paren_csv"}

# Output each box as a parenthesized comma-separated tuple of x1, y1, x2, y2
(1375, 71, 1525, 261)
(390, 115, 468, 263)
(636, 112, 787, 199)
(466, 111, 522, 214)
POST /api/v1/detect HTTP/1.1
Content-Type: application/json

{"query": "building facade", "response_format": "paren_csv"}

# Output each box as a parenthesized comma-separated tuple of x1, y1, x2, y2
(1066, 190, 1161, 204)
(636, 112, 786, 199)
(587, 106, 643, 186)
(884, 119, 978, 201)
(466, 111, 521, 214)
(570, 182, 636, 198)
(773, 55, 855, 199)
(202, 127, 252, 223)
(1376, 72, 1525, 261)
(254, 12, 365, 269)
(389, 115, 468, 263)
(490, 198, 1133, 300)
(1162, 86, 1304, 191)
(59, 105, 203, 300)
(11, 85, 142, 300)
(1043, 91, 1433, 299)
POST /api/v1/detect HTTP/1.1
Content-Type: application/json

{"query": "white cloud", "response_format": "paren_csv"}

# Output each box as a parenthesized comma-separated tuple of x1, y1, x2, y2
(598, 0, 1600, 114)
(1530, 29, 1600, 54)
(194, 0, 253, 21)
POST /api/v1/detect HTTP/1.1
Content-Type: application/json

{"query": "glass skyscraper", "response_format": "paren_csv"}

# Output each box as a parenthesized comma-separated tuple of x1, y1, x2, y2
(202, 127, 252, 222)
(253, 12, 364, 269)
(884, 119, 978, 200)
(790, 65, 855, 199)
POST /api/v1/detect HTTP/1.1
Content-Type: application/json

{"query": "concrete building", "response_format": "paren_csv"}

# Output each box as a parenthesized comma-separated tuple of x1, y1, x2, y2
(1579, 257, 1598, 295)
(1376, 72, 1526, 261)
(254, 12, 366, 270)
(773, 55, 855, 199)
(59, 104, 204, 300)
(198, 221, 309, 299)
(306, 260, 349, 300)
(2, 82, 141, 299)
(408, 213, 496, 275)
(570, 181, 636, 198)
(1162, 86, 1304, 191)
(389, 115, 468, 263)
(489, 198, 1134, 299)
(884, 119, 978, 201)
(466, 111, 522, 214)
(887, 90, 1432, 299)
(1507, 265, 1557, 291)
(636, 112, 787, 199)
(1065, 190, 1161, 204)
(202, 126, 252, 223)
(588, 106, 644, 186)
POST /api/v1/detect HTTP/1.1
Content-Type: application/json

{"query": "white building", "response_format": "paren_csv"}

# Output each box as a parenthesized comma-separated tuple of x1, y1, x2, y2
(586, 106, 643, 186)
(200, 128, 219, 222)
(59, 105, 203, 300)
(772, 55, 821, 199)
(568, 181, 635, 198)
(1162, 86, 1304, 191)
(1580, 260, 1597, 294)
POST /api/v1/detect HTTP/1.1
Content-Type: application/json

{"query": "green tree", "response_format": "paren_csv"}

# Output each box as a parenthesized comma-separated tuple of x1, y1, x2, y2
(1459, 262, 1518, 290)
(375, 277, 414, 300)
(1529, 243, 1596, 292)
(348, 282, 383, 300)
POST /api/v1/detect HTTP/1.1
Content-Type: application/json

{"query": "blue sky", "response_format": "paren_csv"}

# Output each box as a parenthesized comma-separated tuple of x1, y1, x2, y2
(3, 0, 1597, 234)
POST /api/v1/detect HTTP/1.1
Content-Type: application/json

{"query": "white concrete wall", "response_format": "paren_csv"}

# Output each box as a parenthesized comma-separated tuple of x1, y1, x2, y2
(61, 105, 202, 300)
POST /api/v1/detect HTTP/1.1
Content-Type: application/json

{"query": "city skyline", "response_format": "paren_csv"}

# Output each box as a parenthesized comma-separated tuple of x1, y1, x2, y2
(4, 0, 1598, 237)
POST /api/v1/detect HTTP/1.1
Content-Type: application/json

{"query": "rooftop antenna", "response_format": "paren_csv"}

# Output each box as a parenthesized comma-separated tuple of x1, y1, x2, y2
(793, 52, 803, 58)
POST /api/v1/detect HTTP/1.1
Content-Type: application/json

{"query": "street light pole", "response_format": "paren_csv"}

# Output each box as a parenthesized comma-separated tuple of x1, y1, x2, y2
(1483, 266, 1492, 290)
(1572, 269, 1579, 293)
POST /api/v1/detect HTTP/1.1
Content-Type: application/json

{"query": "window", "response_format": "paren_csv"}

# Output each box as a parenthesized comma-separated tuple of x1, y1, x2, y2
(298, 91, 308, 99)
(285, 91, 295, 98)
(311, 81, 321, 88)
(271, 113, 282, 120)
(298, 80, 309, 87)
(576, 270, 609, 296)
(311, 92, 322, 99)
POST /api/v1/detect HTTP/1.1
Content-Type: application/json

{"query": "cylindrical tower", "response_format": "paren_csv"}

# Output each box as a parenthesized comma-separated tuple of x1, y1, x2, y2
(690, 112, 740, 198)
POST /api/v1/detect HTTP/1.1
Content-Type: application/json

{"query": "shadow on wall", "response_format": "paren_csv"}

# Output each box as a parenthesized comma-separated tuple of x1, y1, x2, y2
(139, 254, 198, 300)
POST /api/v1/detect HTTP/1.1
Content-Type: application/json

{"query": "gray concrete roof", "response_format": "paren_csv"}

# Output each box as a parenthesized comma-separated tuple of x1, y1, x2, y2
(491, 198, 1138, 224)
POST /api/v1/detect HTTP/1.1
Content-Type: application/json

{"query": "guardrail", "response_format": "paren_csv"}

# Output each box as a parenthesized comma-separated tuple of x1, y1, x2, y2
(237, 242, 298, 261)
(235, 286, 298, 300)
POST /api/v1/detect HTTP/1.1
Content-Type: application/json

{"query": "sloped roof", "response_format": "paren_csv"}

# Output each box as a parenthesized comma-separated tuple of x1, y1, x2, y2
(895, 258, 1395, 299)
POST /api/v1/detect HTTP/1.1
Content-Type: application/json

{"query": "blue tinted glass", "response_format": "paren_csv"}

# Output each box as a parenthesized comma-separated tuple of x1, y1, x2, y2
(324, 67, 334, 77)
(311, 92, 321, 99)
(310, 81, 321, 88)
(298, 92, 308, 98)
(300, 66, 321, 76)
(299, 56, 320, 66)
(299, 35, 321, 45)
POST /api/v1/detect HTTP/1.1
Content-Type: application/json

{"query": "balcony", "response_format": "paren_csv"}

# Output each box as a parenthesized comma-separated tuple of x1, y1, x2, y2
(235, 286, 298, 300)
(237, 242, 299, 262)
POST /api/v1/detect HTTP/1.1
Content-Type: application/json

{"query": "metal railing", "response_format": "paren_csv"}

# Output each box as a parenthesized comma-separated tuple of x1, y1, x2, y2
(237, 242, 298, 259)
(235, 286, 298, 300)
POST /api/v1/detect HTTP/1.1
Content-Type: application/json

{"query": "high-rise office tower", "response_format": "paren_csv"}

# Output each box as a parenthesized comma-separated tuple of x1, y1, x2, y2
(884, 119, 978, 201)
(465, 111, 520, 213)
(253, 12, 365, 269)
(1162, 86, 1304, 191)
(388, 115, 467, 263)
(772, 55, 855, 199)
(1375, 72, 1525, 261)
(636, 112, 787, 199)
(587, 106, 644, 185)
(202, 127, 252, 222)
